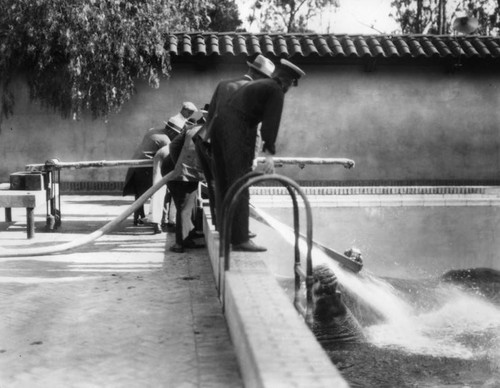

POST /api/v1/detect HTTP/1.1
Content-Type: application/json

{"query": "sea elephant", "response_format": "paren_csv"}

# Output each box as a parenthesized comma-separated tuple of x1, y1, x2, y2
(310, 264, 366, 345)
(440, 267, 500, 304)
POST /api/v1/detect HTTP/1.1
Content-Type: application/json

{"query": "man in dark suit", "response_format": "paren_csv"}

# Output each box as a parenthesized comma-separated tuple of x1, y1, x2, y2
(193, 54, 275, 229)
(211, 59, 305, 252)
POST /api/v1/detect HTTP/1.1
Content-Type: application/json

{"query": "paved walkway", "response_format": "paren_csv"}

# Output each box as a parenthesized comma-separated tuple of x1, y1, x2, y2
(0, 195, 242, 388)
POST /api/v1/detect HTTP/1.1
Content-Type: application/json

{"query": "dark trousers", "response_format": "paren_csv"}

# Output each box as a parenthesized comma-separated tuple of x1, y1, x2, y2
(167, 181, 199, 245)
(193, 135, 217, 227)
(124, 167, 153, 222)
(211, 114, 256, 245)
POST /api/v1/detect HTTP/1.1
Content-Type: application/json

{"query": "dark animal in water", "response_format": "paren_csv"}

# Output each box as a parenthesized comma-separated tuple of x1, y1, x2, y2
(310, 264, 365, 346)
(441, 267, 500, 304)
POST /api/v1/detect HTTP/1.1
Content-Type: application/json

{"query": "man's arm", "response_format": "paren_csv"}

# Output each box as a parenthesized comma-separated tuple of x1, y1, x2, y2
(260, 85, 284, 155)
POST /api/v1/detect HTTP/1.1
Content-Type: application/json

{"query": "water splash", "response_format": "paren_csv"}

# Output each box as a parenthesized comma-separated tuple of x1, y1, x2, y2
(366, 286, 500, 358)
(252, 206, 413, 322)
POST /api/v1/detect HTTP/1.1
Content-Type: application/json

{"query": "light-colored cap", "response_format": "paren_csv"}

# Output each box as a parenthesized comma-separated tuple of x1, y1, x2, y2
(279, 59, 305, 79)
(182, 101, 198, 112)
(247, 54, 275, 78)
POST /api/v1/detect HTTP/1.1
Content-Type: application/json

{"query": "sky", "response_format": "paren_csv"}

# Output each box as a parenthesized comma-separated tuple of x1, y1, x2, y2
(236, 0, 401, 34)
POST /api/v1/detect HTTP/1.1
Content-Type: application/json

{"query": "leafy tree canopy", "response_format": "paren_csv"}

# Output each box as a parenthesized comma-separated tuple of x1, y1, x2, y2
(390, 0, 500, 35)
(0, 0, 241, 126)
(208, 0, 243, 31)
(247, 0, 340, 33)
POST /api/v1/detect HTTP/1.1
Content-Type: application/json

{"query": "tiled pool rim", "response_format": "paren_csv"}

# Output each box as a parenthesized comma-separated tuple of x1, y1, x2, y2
(249, 186, 500, 208)
(249, 185, 500, 196)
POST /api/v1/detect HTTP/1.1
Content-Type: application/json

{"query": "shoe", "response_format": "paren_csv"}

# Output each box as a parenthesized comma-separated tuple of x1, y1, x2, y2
(183, 238, 206, 249)
(248, 231, 257, 239)
(170, 244, 185, 253)
(152, 223, 162, 234)
(162, 222, 176, 233)
(187, 229, 204, 240)
(134, 218, 145, 226)
(232, 240, 267, 252)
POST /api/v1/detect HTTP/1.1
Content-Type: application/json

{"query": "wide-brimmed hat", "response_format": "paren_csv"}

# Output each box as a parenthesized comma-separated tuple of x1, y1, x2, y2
(279, 59, 305, 79)
(276, 59, 305, 86)
(164, 115, 185, 133)
(247, 54, 275, 78)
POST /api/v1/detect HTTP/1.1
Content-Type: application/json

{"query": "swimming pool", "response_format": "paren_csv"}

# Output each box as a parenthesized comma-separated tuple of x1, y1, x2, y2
(250, 186, 500, 278)
(249, 187, 500, 387)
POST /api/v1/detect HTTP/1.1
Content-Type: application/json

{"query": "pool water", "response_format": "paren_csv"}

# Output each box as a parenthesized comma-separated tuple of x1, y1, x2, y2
(250, 205, 500, 388)
(260, 206, 500, 279)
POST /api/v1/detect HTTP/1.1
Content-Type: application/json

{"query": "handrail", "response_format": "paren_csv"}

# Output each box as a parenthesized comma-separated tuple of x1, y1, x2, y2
(25, 159, 154, 171)
(22, 156, 353, 231)
(25, 157, 355, 171)
(220, 172, 314, 325)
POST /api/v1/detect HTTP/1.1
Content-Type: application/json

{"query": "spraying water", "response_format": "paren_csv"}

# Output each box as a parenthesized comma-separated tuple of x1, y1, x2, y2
(252, 207, 413, 319)
(252, 206, 500, 360)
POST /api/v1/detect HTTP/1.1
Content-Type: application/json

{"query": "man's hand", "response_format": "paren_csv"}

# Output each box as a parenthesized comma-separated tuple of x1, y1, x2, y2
(340, 158, 355, 169)
(254, 155, 275, 174)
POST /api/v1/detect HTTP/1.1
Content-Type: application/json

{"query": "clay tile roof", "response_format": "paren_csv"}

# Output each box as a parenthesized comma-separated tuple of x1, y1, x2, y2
(233, 35, 247, 55)
(166, 32, 500, 62)
(315, 36, 333, 56)
(275, 35, 289, 56)
(380, 37, 399, 57)
(392, 36, 412, 57)
(207, 34, 220, 55)
(326, 36, 345, 57)
(341, 36, 358, 57)
(421, 37, 440, 57)
(484, 38, 500, 57)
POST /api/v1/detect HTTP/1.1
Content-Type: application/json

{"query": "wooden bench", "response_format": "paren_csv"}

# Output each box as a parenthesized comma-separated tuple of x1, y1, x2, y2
(0, 183, 46, 239)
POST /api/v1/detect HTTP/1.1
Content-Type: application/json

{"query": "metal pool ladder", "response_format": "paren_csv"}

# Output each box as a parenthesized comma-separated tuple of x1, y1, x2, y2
(220, 171, 314, 325)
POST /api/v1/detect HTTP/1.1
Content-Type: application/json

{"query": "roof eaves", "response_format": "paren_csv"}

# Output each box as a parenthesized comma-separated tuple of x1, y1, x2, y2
(166, 32, 500, 62)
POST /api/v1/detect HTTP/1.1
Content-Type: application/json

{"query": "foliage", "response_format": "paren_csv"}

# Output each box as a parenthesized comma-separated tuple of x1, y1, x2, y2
(462, 0, 500, 35)
(207, 0, 243, 31)
(247, 0, 340, 33)
(390, 0, 500, 35)
(0, 0, 240, 125)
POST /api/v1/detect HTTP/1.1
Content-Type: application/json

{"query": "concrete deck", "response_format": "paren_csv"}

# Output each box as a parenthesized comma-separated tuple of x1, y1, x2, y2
(0, 194, 347, 388)
(0, 195, 242, 388)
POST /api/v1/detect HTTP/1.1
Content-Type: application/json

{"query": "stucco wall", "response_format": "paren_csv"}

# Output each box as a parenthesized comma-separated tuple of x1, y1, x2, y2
(1, 61, 499, 185)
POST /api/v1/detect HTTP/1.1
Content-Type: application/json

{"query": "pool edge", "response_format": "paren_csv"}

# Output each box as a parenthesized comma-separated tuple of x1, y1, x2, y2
(203, 209, 349, 388)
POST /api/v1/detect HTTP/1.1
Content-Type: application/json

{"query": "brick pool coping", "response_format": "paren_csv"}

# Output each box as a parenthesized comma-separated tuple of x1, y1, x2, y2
(250, 186, 500, 207)
(202, 210, 349, 388)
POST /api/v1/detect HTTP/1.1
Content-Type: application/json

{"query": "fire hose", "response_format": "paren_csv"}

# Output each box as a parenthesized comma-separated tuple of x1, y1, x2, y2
(0, 172, 171, 258)
(1, 157, 355, 258)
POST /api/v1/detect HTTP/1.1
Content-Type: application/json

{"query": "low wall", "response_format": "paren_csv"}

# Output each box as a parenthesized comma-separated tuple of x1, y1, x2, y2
(1, 62, 500, 185)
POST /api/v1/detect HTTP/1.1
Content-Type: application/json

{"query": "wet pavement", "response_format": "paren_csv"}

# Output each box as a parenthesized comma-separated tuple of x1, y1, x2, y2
(0, 195, 242, 388)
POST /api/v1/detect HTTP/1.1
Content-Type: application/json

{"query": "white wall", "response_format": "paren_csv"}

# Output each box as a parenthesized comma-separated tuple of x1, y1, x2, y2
(1, 61, 499, 186)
